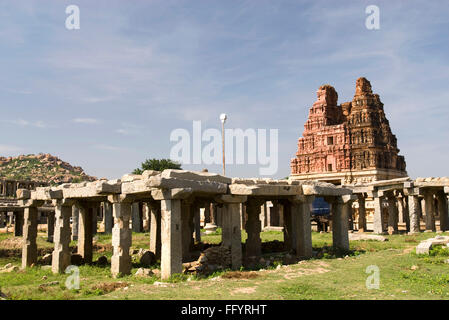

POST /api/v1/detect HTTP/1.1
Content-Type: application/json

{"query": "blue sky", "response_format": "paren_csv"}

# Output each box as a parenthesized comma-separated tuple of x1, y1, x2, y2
(1, 1, 448, 179)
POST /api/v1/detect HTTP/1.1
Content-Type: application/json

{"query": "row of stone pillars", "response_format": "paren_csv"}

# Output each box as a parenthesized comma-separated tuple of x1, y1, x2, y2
(356, 188, 449, 234)
(20, 193, 354, 280)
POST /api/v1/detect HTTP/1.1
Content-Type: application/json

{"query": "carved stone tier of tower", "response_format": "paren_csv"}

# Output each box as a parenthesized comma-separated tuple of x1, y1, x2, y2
(290, 77, 407, 185)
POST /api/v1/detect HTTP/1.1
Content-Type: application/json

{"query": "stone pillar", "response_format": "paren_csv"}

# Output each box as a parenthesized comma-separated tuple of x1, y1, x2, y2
(245, 199, 262, 257)
(160, 198, 182, 280)
(52, 202, 72, 273)
(219, 195, 247, 270)
(210, 203, 217, 225)
(387, 195, 399, 235)
(181, 201, 194, 260)
(260, 202, 267, 230)
(0, 212, 5, 228)
(204, 203, 211, 224)
(109, 196, 132, 277)
(131, 202, 143, 233)
(424, 191, 436, 232)
(332, 196, 353, 251)
(291, 196, 313, 258)
(103, 201, 113, 234)
(437, 191, 449, 231)
(148, 201, 161, 259)
(21, 205, 39, 268)
(193, 203, 201, 243)
(408, 194, 421, 234)
(398, 195, 410, 232)
(372, 194, 385, 234)
(47, 211, 55, 242)
(77, 202, 93, 264)
(92, 206, 98, 235)
(357, 194, 367, 232)
(71, 205, 79, 241)
(14, 210, 24, 237)
(283, 201, 293, 251)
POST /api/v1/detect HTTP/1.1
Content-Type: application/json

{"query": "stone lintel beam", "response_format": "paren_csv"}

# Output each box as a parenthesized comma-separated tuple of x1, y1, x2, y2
(229, 184, 303, 196)
(59, 181, 121, 199)
(302, 184, 352, 196)
(151, 188, 193, 201)
(214, 195, 247, 204)
(148, 176, 227, 194)
(18, 199, 45, 208)
(32, 188, 63, 200)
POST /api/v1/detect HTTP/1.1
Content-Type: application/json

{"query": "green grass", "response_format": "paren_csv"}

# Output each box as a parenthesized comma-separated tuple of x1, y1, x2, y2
(1, 230, 449, 300)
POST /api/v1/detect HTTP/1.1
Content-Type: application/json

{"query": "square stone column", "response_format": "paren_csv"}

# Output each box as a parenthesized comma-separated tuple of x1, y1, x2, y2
(148, 201, 161, 259)
(245, 199, 263, 257)
(52, 201, 72, 273)
(203, 202, 211, 224)
(14, 210, 24, 237)
(387, 195, 399, 235)
(131, 202, 143, 233)
(331, 195, 354, 251)
(47, 211, 55, 242)
(77, 202, 93, 264)
(109, 195, 132, 277)
(181, 201, 194, 261)
(92, 206, 99, 235)
(71, 205, 79, 241)
(437, 191, 449, 231)
(291, 196, 313, 258)
(160, 198, 182, 279)
(372, 193, 385, 234)
(0, 212, 6, 228)
(217, 195, 247, 270)
(357, 194, 367, 232)
(193, 202, 201, 243)
(260, 202, 267, 230)
(423, 191, 436, 232)
(20, 202, 41, 269)
(103, 201, 113, 234)
(282, 201, 293, 251)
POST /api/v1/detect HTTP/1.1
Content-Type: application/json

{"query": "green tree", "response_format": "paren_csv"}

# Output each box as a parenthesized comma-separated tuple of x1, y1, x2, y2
(132, 158, 182, 174)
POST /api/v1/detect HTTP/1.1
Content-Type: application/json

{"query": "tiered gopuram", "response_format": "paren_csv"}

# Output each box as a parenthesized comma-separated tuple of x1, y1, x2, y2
(290, 77, 407, 185)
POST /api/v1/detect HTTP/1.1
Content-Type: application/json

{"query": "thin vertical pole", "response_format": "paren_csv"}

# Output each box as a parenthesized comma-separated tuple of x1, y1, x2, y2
(222, 121, 225, 176)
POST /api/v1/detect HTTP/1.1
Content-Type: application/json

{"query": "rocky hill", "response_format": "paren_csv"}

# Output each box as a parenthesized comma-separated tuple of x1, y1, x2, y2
(0, 154, 97, 185)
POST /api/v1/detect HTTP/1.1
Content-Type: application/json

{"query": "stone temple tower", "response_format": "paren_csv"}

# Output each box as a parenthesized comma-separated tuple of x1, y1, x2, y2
(290, 77, 407, 185)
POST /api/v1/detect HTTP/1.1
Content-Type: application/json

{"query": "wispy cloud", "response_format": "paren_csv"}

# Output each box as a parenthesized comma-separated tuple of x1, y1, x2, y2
(72, 118, 100, 124)
(1, 119, 47, 128)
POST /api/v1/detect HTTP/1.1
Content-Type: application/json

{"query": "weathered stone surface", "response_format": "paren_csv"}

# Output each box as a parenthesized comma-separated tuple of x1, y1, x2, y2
(348, 233, 387, 241)
(138, 250, 156, 267)
(161, 169, 232, 184)
(416, 236, 449, 255)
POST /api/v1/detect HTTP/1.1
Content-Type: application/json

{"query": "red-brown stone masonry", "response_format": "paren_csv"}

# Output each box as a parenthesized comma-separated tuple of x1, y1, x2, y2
(291, 78, 406, 175)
